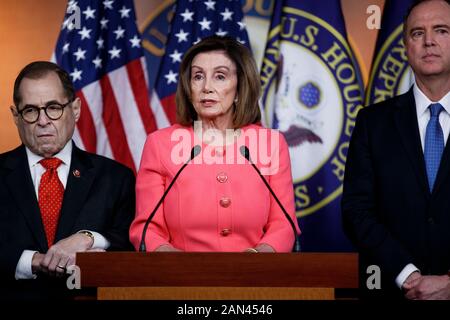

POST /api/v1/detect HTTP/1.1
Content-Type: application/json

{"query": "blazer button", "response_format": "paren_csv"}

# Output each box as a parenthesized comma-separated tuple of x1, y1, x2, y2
(428, 217, 435, 224)
(219, 197, 231, 208)
(220, 228, 232, 236)
(216, 172, 228, 183)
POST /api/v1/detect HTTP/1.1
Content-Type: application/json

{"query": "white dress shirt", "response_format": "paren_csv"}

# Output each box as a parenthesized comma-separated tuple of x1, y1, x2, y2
(395, 85, 450, 289)
(414, 85, 450, 150)
(15, 142, 110, 280)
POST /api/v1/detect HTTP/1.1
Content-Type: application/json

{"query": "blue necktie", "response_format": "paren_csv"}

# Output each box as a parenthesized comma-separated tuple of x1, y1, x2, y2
(424, 103, 444, 192)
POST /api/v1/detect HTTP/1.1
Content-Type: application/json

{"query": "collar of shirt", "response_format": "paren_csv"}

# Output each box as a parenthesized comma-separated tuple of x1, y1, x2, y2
(413, 84, 450, 151)
(26, 141, 73, 194)
(413, 84, 450, 118)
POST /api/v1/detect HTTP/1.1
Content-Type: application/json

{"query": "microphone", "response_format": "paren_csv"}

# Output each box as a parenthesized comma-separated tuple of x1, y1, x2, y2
(240, 145, 301, 252)
(139, 145, 201, 252)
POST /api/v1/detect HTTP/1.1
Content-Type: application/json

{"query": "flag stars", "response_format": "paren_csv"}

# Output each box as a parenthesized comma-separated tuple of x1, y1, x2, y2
(100, 17, 109, 29)
(165, 70, 178, 84)
(119, 6, 131, 18)
(103, 0, 114, 10)
(129, 35, 141, 48)
(70, 68, 82, 82)
(73, 47, 86, 61)
(114, 25, 125, 39)
(109, 46, 121, 59)
(237, 20, 246, 31)
(237, 37, 246, 45)
(62, 42, 70, 54)
(198, 17, 212, 31)
(92, 56, 102, 69)
(83, 6, 95, 20)
(78, 26, 92, 40)
(175, 29, 189, 42)
(204, 0, 216, 11)
(216, 28, 228, 36)
(169, 50, 182, 63)
(96, 37, 105, 49)
(220, 8, 233, 21)
(180, 8, 194, 22)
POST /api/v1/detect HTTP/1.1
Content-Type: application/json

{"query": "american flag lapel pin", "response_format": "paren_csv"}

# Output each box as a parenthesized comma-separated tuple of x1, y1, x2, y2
(73, 169, 81, 178)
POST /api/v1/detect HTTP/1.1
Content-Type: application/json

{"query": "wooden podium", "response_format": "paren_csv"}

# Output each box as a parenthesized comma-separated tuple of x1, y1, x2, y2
(76, 252, 358, 300)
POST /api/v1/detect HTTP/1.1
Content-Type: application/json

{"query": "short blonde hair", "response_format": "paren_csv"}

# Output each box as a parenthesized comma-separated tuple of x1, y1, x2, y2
(176, 36, 261, 128)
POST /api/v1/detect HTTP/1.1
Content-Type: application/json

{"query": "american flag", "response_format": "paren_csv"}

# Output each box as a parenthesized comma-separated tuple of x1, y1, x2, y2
(53, 0, 157, 173)
(154, 0, 250, 124)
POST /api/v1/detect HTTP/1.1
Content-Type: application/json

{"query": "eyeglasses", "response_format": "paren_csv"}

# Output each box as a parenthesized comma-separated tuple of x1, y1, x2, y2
(16, 100, 73, 124)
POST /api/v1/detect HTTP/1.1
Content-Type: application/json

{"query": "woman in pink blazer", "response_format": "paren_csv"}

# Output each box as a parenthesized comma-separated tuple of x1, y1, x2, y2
(129, 36, 300, 252)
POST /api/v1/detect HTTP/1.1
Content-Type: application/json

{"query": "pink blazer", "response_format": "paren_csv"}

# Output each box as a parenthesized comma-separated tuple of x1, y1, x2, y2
(129, 124, 300, 252)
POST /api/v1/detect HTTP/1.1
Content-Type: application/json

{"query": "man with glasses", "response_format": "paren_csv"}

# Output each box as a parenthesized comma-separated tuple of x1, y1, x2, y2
(0, 61, 135, 300)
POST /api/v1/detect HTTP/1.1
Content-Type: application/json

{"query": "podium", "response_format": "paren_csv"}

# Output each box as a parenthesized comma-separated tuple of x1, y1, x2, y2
(76, 252, 358, 300)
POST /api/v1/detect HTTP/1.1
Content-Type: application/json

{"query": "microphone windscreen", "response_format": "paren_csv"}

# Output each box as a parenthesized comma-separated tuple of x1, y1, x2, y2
(240, 145, 250, 161)
(191, 145, 202, 159)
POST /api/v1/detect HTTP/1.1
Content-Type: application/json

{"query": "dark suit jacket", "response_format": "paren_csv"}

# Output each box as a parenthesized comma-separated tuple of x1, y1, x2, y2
(342, 89, 450, 298)
(0, 142, 135, 300)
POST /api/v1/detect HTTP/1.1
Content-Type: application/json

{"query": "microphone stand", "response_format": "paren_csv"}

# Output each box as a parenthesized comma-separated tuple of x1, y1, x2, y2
(240, 146, 301, 252)
(139, 145, 201, 252)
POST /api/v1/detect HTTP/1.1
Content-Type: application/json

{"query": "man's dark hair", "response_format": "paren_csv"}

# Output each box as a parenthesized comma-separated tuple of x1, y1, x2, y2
(13, 61, 75, 107)
(403, 0, 450, 37)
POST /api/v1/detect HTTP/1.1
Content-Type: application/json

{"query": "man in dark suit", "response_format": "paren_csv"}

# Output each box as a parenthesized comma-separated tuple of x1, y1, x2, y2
(342, 0, 450, 299)
(0, 61, 135, 299)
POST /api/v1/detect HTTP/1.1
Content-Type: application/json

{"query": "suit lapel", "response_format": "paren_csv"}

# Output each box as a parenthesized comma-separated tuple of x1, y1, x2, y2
(393, 90, 431, 196)
(55, 143, 95, 241)
(3, 146, 48, 251)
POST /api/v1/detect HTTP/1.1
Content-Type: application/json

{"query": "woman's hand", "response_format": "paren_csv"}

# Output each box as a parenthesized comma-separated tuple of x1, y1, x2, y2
(155, 244, 182, 252)
(244, 244, 275, 253)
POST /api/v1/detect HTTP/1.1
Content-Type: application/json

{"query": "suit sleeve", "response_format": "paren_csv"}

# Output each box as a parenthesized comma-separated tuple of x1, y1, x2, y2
(0, 228, 27, 281)
(129, 134, 172, 251)
(342, 108, 414, 282)
(258, 131, 300, 252)
(102, 165, 135, 251)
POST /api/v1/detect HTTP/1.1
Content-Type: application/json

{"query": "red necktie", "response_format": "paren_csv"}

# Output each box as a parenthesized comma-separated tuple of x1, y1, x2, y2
(38, 158, 64, 247)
